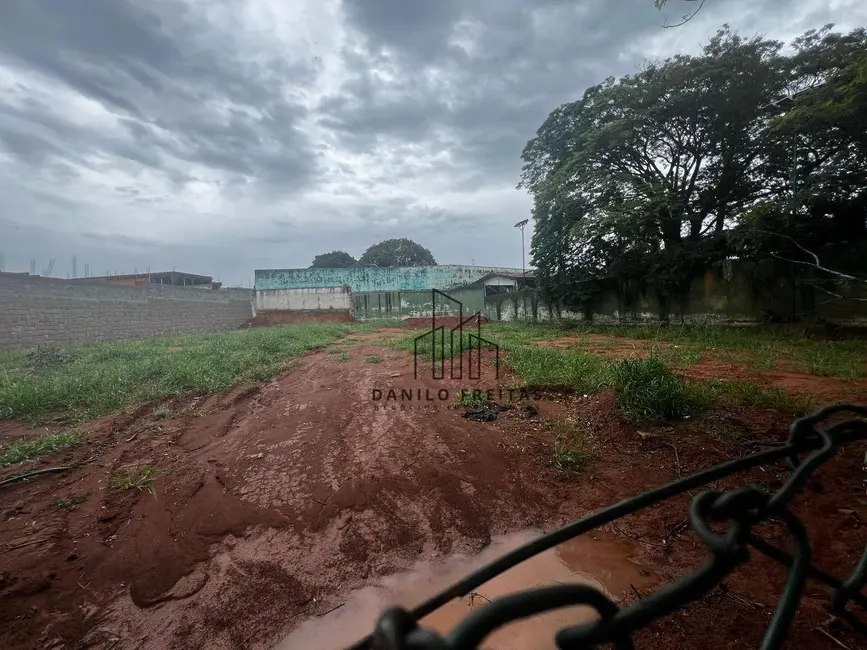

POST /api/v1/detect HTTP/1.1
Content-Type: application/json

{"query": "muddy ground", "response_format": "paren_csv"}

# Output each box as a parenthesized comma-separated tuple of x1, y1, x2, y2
(1, 331, 865, 650)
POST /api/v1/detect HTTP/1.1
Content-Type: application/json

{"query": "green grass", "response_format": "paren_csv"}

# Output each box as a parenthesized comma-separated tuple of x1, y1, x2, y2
(505, 347, 609, 394)
(0, 323, 380, 422)
(609, 356, 695, 424)
(0, 429, 83, 467)
(365, 354, 384, 364)
(488, 322, 867, 379)
(687, 379, 813, 413)
(383, 321, 834, 423)
(110, 466, 160, 493)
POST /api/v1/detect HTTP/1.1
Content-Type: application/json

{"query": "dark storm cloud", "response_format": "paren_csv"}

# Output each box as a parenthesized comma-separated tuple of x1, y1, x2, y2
(1, 0, 861, 286)
(325, 0, 818, 185)
(0, 0, 319, 193)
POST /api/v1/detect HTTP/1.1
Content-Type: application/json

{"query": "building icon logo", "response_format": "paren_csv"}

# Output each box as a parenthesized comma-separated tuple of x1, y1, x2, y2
(413, 289, 500, 380)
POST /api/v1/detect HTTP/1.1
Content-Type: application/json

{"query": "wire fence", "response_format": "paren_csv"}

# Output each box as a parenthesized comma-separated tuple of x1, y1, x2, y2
(352, 403, 867, 650)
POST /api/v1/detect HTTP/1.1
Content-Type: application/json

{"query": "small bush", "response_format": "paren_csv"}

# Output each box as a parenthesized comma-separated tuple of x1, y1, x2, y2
(26, 345, 78, 371)
(609, 356, 694, 424)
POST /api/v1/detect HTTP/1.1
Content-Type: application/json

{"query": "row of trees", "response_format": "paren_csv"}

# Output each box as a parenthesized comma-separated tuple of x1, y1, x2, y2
(521, 24, 867, 316)
(309, 238, 437, 268)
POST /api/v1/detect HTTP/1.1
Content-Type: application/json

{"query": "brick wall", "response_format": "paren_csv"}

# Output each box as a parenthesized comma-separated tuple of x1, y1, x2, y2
(0, 274, 254, 350)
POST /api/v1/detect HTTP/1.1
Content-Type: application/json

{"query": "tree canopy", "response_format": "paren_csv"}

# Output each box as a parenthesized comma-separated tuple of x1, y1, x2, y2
(358, 238, 437, 267)
(309, 251, 357, 269)
(521, 24, 867, 316)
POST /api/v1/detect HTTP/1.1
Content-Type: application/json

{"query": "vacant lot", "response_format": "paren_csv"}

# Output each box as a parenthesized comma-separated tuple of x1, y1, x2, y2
(0, 322, 865, 650)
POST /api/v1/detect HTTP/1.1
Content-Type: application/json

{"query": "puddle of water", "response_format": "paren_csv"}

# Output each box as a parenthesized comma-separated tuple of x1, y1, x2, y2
(276, 529, 656, 650)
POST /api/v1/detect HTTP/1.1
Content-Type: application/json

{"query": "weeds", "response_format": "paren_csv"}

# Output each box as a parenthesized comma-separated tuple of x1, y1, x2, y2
(688, 379, 812, 413)
(110, 466, 160, 493)
(152, 406, 172, 419)
(335, 351, 350, 363)
(26, 345, 79, 371)
(0, 429, 83, 467)
(609, 356, 696, 424)
(506, 347, 608, 394)
(365, 354, 384, 364)
(54, 495, 87, 510)
(550, 420, 594, 472)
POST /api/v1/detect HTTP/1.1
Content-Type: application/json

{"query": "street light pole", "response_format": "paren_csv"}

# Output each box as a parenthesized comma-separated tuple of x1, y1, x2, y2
(514, 219, 529, 290)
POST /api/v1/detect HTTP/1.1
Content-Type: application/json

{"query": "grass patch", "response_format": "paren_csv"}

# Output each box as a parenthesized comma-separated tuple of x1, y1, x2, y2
(506, 347, 608, 394)
(0, 429, 83, 467)
(54, 495, 87, 510)
(110, 466, 160, 493)
(334, 351, 350, 363)
(687, 379, 812, 413)
(0, 322, 380, 422)
(550, 420, 594, 472)
(609, 356, 695, 424)
(365, 354, 384, 364)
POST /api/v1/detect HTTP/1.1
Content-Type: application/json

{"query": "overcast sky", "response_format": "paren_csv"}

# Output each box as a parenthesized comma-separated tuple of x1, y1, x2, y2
(1, 0, 864, 286)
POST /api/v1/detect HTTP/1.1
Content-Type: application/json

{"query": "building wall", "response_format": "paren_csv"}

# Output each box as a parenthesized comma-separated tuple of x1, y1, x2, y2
(255, 265, 524, 293)
(485, 261, 867, 325)
(255, 287, 352, 312)
(352, 287, 485, 320)
(0, 274, 253, 350)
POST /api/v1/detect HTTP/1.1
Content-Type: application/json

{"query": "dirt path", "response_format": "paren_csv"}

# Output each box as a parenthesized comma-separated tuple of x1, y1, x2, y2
(1, 338, 865, 650)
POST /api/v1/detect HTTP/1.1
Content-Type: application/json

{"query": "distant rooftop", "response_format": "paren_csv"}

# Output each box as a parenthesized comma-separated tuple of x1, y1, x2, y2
(76, 271, 217, 287)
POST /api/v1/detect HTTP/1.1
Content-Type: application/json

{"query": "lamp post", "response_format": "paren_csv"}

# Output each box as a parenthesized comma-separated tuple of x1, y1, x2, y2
(514, 219, 529, 290)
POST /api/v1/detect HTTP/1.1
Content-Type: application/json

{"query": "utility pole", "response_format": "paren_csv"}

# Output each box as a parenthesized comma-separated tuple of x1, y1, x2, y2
(513, 219, 529, 290)
(72, 255, 77, 279)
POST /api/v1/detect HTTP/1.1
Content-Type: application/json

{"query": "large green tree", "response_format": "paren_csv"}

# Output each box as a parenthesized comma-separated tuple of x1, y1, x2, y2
(522, 24, 867, 317)
(309, 251, 357, 268)
(358, 238, 437, 267)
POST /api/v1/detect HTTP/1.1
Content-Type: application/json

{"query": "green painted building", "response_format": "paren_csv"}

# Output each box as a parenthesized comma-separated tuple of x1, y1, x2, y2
(254, 265, 529, 320)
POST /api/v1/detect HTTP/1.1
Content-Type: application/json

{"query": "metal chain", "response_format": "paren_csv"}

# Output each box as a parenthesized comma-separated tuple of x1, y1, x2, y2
(348, 403, 867, 650)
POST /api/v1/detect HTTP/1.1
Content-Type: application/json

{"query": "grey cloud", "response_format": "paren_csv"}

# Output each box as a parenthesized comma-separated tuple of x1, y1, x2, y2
(2, 0, 863, 287)
(0, 0, 321, 194)
(325, 0, 828, 187)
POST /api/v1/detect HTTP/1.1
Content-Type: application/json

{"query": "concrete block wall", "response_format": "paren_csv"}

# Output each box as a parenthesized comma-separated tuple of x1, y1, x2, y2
(254, 286, 352, 312)
(0, 274, 253, 350)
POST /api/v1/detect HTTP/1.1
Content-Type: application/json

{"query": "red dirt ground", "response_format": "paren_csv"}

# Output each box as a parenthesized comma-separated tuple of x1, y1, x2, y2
(0, 337, 865, 650)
